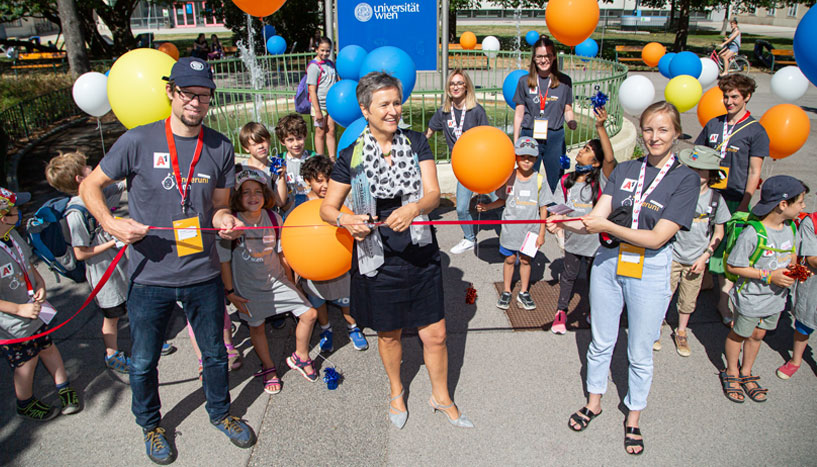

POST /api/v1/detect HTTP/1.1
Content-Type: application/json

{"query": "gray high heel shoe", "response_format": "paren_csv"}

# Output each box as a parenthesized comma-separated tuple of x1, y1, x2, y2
(388, 390, 408, 429)
(429, 396, 474, 428)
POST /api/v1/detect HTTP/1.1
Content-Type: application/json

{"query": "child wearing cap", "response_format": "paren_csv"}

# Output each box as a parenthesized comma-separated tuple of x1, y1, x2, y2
(0, 187, 81, 420)
(218, 167, 320, 392)
(478, 136, 554, 311)
(721, 175, 807, 403)
(655, 146, 731, 356)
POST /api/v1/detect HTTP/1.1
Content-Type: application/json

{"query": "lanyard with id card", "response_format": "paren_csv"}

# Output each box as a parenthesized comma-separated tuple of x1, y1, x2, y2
(616, 155, 676, 279)
(165, 117, 205, 257)
(533, 79, 550, 140)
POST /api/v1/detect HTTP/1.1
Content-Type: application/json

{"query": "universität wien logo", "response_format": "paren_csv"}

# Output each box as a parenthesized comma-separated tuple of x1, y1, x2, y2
(355, 2, 373, 22)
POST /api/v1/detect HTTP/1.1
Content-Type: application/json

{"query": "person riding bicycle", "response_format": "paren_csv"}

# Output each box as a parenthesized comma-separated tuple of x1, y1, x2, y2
(718, 18, 741, 76)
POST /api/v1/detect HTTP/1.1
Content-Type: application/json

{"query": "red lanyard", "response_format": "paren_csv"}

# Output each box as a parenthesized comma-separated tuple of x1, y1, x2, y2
(631, 154, 676, 229)
(164, 117, 204, 211)
(538, 77, 550, 115)
(719, 111, 751, 159)
(0, 237, 34, 298)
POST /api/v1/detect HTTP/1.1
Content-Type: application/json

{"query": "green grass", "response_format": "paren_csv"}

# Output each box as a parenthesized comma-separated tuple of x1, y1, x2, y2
(0, 72, 73, 110)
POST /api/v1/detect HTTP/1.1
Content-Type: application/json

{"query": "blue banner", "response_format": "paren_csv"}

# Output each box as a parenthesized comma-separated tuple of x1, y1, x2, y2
(338, 0, 438, 71)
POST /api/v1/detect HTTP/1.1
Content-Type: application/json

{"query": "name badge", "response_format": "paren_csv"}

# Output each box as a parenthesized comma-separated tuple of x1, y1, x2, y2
(173, 216, 204, 257)
(519, 189, 531, 197)
(616, 243, 645, 279)
(533, 118, 548, 140)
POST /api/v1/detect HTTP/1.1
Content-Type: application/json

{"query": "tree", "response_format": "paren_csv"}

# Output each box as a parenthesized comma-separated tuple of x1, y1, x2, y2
(56, 0, 89, 79)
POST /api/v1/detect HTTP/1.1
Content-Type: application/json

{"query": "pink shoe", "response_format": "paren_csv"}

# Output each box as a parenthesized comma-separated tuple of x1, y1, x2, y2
(776, 361, 800, 380)
(551, 310, 567, 335)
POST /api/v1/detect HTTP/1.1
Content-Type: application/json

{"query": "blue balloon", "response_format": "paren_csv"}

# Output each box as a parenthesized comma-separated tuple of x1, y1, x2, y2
(575, 38, 599, 59)
(668, 50, 702, 79)
(525, 30, 540, 46)
(337, 45, 368, 80)
(794, 6, 817, 87)
(337, 117, 368, 158)
(358, 46, 416, 103)
(658, 52, 676, 79)
(502, 70, 528, 109)
(262, 25, 276, 41)
(326, 79, 363, 128)
(266, 35, 286, 55)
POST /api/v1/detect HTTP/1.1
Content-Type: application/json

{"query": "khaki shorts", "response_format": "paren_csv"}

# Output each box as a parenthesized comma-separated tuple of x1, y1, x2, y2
(732, 311, 781, 338)
(670, 261, 704, 315)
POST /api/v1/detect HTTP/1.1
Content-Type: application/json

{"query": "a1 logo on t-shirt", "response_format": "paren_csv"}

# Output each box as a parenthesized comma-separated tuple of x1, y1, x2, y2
(0, 263, 13, 278)
(709, 134, 719, 144)
(154, 152, 170, 169)
(620, 178, 637, 192)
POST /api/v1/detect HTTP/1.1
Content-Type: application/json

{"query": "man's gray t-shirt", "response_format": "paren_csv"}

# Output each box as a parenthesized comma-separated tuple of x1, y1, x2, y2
(99, 120, 235, 287)
(427, 104, 490, 151)
(695, 115, 769, 202)
(554, 173, 608, 257)
(306, 60, 336, 111)
(66, 182, 129, 308)
(795, 215, 817, 329)
(497, 172, 555, 252)
(512, 74, 574, 130)
(727, 223, 795, 317)
(672, 189, 731, 265)
(0, 230, 43, 339)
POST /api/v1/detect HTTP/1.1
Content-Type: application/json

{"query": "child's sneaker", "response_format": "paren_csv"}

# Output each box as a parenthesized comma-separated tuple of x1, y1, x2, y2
(213, 415, 257, 448)
(143, 426, 176, 465)
(105, 350, 130, 374)
(348, 326, 368, 351)
(776, 360, 800, 380)
(17, 398, 59, 421)
(551, 310, 567, 334)
(496, 291, 512, 310)
(517, 291, 536, 310)
(319, 328, 334, 353)
(160, 342, 176, 356)
(673, 328, 691, 357)
(58, 386, 82, 415)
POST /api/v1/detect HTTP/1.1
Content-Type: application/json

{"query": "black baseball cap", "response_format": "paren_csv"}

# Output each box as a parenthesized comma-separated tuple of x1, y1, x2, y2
(163, 57, 215, 90)
(751, 175, 806, 217)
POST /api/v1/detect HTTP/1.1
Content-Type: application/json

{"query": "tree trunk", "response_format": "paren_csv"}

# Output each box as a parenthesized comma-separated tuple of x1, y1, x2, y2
(672, 0, 690, 52)
(55, 0, 90, 79)
(720, 0, 731, 35)
(448, 7, 457, 42)
(669, 0, 676, 30)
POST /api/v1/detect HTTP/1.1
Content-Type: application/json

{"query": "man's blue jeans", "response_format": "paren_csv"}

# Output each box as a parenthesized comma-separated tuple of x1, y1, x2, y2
(128, 276, 230, 430)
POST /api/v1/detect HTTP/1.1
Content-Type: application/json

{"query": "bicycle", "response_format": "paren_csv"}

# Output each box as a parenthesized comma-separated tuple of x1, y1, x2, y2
(709, 44, 750, 74)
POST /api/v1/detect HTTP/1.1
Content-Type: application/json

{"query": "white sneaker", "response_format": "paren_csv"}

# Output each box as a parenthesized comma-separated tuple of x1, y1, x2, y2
(450, 239, 475, 254)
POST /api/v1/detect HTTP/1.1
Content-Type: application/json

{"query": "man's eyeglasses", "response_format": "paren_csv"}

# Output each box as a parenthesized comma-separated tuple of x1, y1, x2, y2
(176, 87, 212, 104)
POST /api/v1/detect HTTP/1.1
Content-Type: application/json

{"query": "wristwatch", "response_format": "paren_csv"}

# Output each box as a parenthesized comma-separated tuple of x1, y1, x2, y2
(336, 212, 344, 227)
(705, 247, 715, 256)
(225, 288, 235, 296)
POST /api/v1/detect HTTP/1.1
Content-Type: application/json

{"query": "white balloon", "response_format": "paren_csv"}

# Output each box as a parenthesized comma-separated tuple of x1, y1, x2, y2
(482, 36, 500, 58)
(72, 72, 111, 117)
(698, 58, 719, 88)
(771, 66, 810, 102)
(618, 75, 655, 116)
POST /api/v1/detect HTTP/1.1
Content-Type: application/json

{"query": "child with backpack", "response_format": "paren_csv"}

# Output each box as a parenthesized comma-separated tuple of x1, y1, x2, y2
(306, 37, 337, 158)
(0, 187, 82, 420)
(547, 107, 616, 334)
(275, 114, 317, 218)
(720, 175, 806, 403)
(44, 151, 131, 373)
(219, 168, 320, 393)
(239, 121, 287, 207)
(655, 146, 731, 355)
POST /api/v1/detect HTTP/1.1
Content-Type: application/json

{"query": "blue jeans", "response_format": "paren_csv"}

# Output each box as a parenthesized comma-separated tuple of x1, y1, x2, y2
(586, 245, 672, 411)
(520, 127, 565, 193)
(456, 181, 476, 242)
(128, 276, 230, 430)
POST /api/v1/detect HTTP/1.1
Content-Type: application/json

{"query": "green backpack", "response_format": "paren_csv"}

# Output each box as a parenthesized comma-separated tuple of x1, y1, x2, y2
(722, 211, 797, 284)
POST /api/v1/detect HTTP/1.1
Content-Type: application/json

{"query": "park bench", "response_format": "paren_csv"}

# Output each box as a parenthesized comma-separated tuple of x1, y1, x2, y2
(447, 43, 490, 70)
(11, 51, 67, 71)
(615, 45, 643, 63)
(770, 49, 795, 71)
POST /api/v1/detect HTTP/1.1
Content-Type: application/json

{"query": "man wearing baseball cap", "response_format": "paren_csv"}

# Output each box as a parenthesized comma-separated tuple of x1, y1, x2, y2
(79, 56, 254, 464)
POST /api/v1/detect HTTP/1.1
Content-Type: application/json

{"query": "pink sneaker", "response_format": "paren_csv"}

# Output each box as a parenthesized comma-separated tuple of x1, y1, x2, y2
(551, 310, 567, 335)
(776, 361, 800, 380)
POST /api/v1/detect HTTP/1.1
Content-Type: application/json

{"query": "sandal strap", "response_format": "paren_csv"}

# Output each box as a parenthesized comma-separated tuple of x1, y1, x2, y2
(289, 352, 313, 368)
(578, 406, 598, 419)
(741, 375, 760, 383)
(625, 426, 642, 436)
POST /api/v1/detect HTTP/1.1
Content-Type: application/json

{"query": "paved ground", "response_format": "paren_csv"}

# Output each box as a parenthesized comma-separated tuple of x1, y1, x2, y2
(1, 72, 816, 466)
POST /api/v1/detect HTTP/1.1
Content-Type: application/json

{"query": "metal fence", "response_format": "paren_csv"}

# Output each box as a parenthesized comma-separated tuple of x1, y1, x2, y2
(0, 86, 81, 142)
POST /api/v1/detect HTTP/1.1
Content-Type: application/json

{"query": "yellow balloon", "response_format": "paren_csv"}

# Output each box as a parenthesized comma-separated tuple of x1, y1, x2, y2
(664, 75, 703, 113)
(107, 48, 176, 129)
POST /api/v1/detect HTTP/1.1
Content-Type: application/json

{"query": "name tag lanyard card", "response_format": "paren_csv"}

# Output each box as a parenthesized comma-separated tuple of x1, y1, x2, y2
(533, 79, 550, 140)
(714, 112, 754, 188)
(617, 154, 676, 279)
(165, 117, 205, 257)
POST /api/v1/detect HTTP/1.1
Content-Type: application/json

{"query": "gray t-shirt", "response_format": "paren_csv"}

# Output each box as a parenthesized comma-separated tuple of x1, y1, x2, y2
(306, 60, 336, 111)
(794, 215, 817, 329)
(300, 273, 351, 301)
(554, 173, 608, 257)
(0, 230, 43, 339)
(512, 73, 574, 130)
(672, 189, 731, 265)
(727, 223, 796, 317)
(99, 120, 235, 287)
(66, 183, 129, 308)
(428, 104, 490, 151)
(497, 172, 555, 252)
(695, 114, 769, 202)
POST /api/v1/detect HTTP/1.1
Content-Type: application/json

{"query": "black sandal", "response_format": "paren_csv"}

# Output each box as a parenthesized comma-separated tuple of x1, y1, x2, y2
(740, 374, 768, 402)
(568, 406, 601, 432)
(719, 370, 745, 403)
(624, 424, 644, 455)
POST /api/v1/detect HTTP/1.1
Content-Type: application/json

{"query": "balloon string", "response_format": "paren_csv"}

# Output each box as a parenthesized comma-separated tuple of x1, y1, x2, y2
(97, 118, 106, 157)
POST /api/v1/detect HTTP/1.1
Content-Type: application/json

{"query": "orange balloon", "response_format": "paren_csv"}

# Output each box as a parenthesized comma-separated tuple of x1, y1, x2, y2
(641, 42, 666, 67)
(157, 42, 179, 61)
(696, 87, 727, 127)
(545, 0, 599, 46)
(460, 31, 477, 50)
(451, 126, 515, 195)
(760, 104, 811, 160)
(232, 0, 286, 17)
(281, 199, 354, 281)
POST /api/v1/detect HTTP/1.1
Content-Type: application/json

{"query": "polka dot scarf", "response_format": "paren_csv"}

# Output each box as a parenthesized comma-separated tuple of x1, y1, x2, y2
(360, 128, 422, 199)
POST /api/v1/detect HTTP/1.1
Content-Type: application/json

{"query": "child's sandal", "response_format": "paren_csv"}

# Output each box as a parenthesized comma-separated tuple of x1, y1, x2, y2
(254, 367, 282, 394)
(286, 352, 318, 382)
(719, 370, 744, 403)
(226, 347, 243, 371)
(739, 374, 768, 402)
